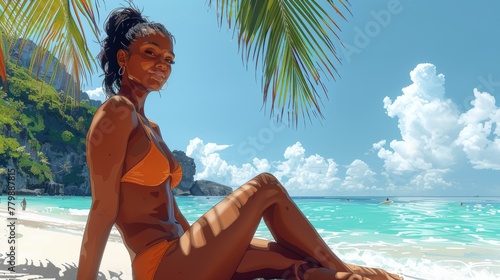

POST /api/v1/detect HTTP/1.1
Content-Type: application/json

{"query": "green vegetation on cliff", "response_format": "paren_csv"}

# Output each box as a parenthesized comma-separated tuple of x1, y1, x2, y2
(0, 60, 96, 189)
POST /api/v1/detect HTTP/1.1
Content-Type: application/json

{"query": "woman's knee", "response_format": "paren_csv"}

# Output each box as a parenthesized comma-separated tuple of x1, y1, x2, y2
(252, 172, 289, 195)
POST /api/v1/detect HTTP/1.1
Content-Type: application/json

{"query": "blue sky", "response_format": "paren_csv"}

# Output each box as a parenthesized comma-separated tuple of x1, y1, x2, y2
(83, 1, 500, 196)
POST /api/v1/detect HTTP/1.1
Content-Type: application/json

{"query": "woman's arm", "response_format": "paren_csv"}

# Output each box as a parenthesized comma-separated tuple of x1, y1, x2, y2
(77, 97, 136, 279)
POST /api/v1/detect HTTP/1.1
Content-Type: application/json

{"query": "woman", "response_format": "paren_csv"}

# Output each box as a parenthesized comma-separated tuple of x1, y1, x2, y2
(78, 7, 402, 280)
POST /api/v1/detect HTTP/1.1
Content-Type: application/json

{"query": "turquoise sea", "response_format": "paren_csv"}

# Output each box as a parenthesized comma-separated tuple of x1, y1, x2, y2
(4, 195, 500, 279)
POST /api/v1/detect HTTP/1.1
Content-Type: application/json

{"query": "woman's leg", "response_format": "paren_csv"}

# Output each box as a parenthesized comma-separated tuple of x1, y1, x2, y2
(155, 173, 398, 280)
(232, 238, 309, 280)
(235, 239, 402, 280)
(233, 238, 359, 280)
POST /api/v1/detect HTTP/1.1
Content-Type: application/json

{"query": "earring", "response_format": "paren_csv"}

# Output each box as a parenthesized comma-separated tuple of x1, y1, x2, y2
(118, 66, 125, 76)
(160, 82, 168, 91)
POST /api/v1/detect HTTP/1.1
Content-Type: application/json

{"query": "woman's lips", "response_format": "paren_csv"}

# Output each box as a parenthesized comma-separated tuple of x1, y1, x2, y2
(149, 71, 166, 82)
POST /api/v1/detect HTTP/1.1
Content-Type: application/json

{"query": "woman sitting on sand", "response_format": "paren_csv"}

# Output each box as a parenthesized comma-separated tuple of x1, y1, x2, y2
(77, 6, 402, 280)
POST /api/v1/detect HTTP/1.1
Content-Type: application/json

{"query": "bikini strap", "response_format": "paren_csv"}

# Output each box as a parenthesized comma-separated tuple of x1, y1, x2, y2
(136, 112, 152, 141)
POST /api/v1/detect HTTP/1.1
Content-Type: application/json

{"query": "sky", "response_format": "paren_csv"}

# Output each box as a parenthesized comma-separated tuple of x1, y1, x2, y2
(82, 0, 500, 196)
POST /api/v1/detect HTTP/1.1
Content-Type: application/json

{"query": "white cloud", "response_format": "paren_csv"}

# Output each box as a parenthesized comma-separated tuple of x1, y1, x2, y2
(455, 89, 500, 170)
(186, 140, 342, 195)
(342, 160, 378, 191)
(380, 63, 461, 170)
(185, 137, 205, 158)
(274, 142, 306, 180)
(186, 137, 269, 187)
(274, 142, 341, 194)
(204, 142, 231, 155)
(376, 63, 462, 189)
(375, 63, 500, 190)
(372, 140, 386, 151)
(85, 87, 105, 101)
(410, 168, 452, 190)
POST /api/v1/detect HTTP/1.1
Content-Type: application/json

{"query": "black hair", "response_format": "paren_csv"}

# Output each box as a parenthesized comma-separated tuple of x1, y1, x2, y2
(99, 7, 174, 97)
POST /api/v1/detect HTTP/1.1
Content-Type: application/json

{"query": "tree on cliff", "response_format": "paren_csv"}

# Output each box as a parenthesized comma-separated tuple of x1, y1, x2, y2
(0, 0, 350, 127)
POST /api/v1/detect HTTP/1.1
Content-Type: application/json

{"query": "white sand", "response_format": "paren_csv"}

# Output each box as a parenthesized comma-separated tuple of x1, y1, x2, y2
(0, 209, 132, 279)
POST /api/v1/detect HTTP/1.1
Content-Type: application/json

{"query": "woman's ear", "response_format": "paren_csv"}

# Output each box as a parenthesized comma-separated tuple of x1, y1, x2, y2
(117, 49, 129, 67)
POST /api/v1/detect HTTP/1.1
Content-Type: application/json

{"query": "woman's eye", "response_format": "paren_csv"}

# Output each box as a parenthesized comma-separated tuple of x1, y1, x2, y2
(166, 58, 175, 65)
(146, 50, 156, 56)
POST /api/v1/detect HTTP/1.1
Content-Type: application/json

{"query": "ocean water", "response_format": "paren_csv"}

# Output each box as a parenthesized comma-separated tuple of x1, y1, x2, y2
(5, 195, 500, 279)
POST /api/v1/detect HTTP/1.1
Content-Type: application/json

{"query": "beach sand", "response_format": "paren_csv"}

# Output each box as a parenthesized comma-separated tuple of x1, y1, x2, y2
(0, 208, 132, 279)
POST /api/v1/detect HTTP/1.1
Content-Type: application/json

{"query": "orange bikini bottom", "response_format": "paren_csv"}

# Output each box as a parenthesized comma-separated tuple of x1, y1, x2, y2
(132, 239, 178, 280)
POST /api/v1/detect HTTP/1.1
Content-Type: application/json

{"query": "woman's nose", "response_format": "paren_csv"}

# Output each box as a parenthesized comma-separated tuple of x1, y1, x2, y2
(156, 62, 167, 70)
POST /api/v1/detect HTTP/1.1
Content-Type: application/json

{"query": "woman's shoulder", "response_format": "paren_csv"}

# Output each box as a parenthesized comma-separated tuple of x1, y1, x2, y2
(96, 95, 137, 120)
(101, 95, 136, 111)
(88, 95, 138, 134)
(86, 95, 138, 146)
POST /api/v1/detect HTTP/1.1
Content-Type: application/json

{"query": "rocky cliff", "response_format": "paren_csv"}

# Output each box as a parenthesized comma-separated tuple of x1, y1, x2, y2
(172, 151, 232, 196)
(191, 180, 233, 196)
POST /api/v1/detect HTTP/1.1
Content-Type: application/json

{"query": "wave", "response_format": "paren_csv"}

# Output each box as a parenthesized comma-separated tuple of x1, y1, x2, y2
(68, 208, 90, 216)
(341, 248, 500, 280)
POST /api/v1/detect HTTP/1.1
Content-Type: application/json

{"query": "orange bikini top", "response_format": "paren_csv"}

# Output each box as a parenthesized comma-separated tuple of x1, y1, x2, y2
(121, 113, 182, 188)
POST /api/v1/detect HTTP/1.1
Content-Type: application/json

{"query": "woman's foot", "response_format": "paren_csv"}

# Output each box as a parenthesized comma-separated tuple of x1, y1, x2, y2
(295, 262, 402, 280)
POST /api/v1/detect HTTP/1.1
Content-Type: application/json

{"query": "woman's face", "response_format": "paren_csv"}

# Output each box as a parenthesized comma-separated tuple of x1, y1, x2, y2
(123, 31, 175, 92)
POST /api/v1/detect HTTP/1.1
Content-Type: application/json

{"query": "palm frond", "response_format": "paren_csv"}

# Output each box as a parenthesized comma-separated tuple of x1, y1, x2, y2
(210, 0, 351, 127)
(0, 0, 99, 99)
(0, 30, 7, 87)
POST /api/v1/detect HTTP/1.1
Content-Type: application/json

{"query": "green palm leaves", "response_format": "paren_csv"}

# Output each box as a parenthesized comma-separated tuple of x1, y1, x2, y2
(0, 0, 99, 97)
(211, 0, 350, 126)
(1, 0, 350, 126)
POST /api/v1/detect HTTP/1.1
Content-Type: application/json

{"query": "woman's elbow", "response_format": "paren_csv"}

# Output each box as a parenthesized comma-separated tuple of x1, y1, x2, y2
(89, 200, 118, 223)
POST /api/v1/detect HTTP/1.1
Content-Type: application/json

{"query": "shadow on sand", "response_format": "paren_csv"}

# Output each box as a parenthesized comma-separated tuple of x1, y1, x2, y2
(0, 256, 124, 279)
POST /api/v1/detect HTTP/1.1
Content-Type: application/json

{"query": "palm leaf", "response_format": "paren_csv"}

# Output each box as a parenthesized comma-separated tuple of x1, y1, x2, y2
(0, 30, 7, 87)
(0, 0, 99, 99)
(210, 0, 350, 127)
